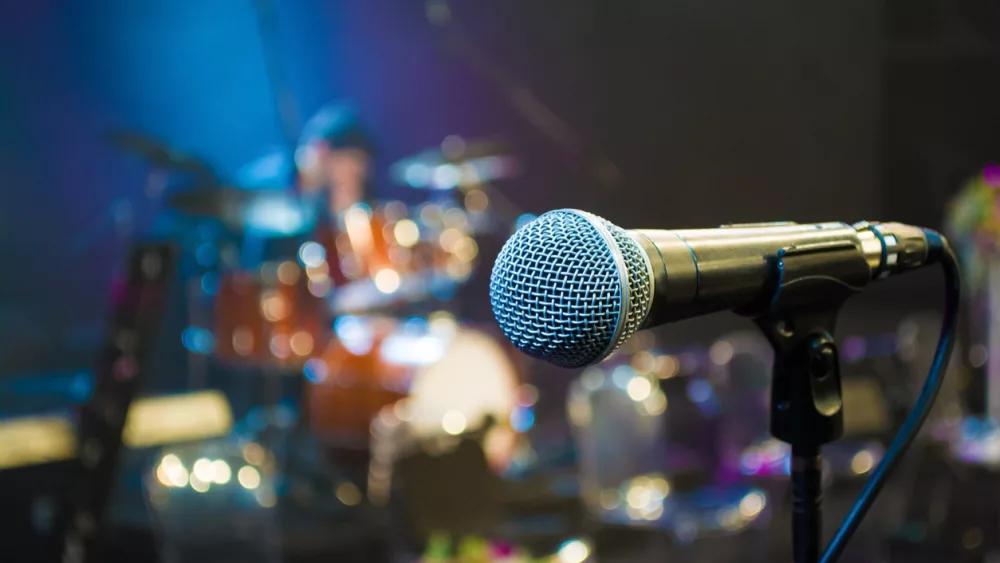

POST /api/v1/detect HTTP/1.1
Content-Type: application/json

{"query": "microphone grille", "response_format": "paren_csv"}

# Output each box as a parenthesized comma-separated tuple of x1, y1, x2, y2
(489, 209, 652, 368)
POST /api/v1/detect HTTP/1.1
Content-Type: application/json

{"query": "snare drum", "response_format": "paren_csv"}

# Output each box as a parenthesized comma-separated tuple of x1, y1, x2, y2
(212, 261, 329, 368)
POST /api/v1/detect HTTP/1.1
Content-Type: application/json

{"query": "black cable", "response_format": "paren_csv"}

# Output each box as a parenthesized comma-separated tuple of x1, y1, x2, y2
(819, 231, 960, 563)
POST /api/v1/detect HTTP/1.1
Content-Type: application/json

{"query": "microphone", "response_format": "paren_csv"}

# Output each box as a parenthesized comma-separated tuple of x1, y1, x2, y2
(489, 209, 942, 369)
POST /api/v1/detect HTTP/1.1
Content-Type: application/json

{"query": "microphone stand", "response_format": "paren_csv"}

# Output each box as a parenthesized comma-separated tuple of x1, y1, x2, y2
(749, 244, 873, 563)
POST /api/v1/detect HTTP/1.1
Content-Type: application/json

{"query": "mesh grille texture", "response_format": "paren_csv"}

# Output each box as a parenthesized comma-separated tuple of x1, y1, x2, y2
(489, 209, 651, 368)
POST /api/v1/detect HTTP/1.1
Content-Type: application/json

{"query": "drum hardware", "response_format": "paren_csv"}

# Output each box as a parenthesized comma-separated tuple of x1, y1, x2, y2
(390, 137, 525, 233)
(106, 129, 219, 183)
(55, 243, 176, 563)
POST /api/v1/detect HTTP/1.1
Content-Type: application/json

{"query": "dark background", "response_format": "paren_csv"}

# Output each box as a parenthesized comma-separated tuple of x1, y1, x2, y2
(1, 0, 999, 362)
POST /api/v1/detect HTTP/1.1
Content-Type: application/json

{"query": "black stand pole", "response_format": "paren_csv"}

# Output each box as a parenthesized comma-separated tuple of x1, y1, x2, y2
(791, 444, 823, 563)
(747, 243, 873, 563)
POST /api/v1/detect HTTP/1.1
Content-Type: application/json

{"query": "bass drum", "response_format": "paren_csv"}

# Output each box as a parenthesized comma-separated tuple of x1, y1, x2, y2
(212, 262, 329, 369)
(304, 315, 522, 451)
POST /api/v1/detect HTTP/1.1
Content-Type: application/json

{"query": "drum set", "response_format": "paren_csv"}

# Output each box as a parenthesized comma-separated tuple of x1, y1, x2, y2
(107, 125, 530, 463)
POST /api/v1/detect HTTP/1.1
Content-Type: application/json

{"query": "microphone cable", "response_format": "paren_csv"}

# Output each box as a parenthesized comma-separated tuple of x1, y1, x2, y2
(820, 231, 960, 563)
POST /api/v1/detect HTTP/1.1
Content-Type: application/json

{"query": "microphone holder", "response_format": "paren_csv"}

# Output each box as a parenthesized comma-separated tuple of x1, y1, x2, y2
(748, 244, 874, 563)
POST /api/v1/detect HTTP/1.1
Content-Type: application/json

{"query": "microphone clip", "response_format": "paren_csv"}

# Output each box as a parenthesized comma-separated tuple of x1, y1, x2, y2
(750, 244, 872, 563)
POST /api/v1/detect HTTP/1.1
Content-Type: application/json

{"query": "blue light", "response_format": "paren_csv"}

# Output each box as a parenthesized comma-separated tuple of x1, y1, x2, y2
(432, 164, 461, 190)
(333, 315, 374, 355)
(245, 197, 311, 237)
(401, 316, 428, 335)
(686, 378, 714, 404)
(432, 281, 458, 301)
(611, 365, 635, 390)
(303, 358, 328, 383)
(247, 407, 269, 432)
(195, 243, 217, 267)
(181, 327, 215, 354)
(404, 163, 432, 188)
(70, 372, 94, 402)
(200, 272, 219, 295)
(511, 406, 535, 433)
(298, 241, 326, 268)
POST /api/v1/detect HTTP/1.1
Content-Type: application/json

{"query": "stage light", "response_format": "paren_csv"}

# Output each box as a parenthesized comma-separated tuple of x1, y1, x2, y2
(211, 460, 231, 484)
(242, 443, 266, 466)
(374, 269, 401, 294)
(277, 261, 301, 285)
(238, 466, 261, 490)
(193, 458, 213, 482)
(336, 482, 362, 506)
(308, 278, 331, 297)
(580, 367, 605, 391)
(656, 355, 679, 379)
(393, 219, 420, 247)
(297, 242, 326, 268)
(232, 327, 255, 356)
(190, 474, 210, 493)
(600, 489, 621, 510)
(158, 455, 189, 488)
(739, 491, 766, 519)
(303, 358, 328, 383)
(464, 190, 489, 213)
(290, 331, 314, 356)
(709, 341, 735, 365)
(642, 390, 668, 416)
(442, 410, 467, 436)
(334, 316, 375, 355)
(557, 539, 591, 563)
(626, 376, 652, 402)
(851, 450, 876, 475)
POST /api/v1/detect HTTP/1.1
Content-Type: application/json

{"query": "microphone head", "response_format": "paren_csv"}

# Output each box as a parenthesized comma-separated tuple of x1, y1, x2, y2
(489, 209, 653, 369)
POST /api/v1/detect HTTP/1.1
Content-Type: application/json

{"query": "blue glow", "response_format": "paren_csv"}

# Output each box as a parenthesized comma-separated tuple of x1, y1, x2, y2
(511, 406, 535, 433)
(181, 327, 215, 354)
(298, 241, 326, 268)
(686, 379, 713, 404)
(247, 407, 269, 432)
(404, 163, 432, 188)
(71, 372, 94, 402)
(611, 365, 636, 390)
(237, 149, 291, 189)
(200, 272, 219, 296)
(195, 243, 217, 267)
(333, 315, 374, 355)
(244, 197, 312, 237)
(432, 281, 458, 301)
(303, 358, 328, 383)
(401, 316, 429, 335)
(432, 164, 461, 190)
(80, 1, 289, 181)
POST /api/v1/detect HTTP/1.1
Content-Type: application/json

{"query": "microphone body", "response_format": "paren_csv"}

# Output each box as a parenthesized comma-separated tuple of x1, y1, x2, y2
(489, 209, 938, 369)
(634, 220, 930, 325)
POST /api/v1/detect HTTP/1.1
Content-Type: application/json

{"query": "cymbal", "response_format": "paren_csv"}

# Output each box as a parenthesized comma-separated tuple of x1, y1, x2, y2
(390, 137, 519, 190)
(107, 129, 218, 179)
(165, 187, 320, 238)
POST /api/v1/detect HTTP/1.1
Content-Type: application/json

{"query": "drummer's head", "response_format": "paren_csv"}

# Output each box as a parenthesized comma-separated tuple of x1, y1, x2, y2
(297, 103, 376, 213)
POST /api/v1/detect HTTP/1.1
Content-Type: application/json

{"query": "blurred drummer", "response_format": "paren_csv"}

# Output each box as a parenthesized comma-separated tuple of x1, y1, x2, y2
(238, 102, 377, 220)
(295, 103, 376, 216)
